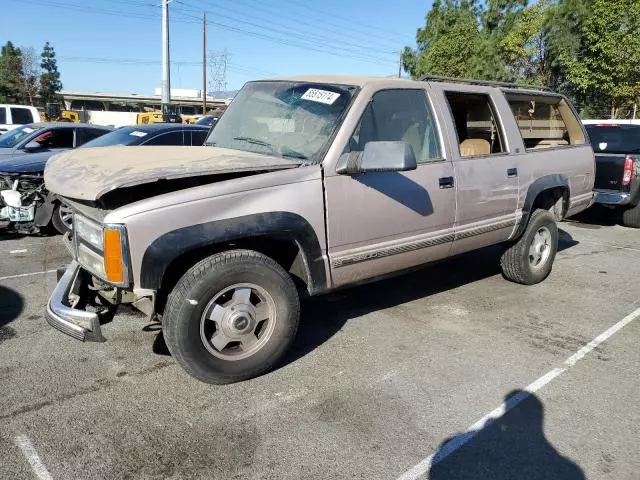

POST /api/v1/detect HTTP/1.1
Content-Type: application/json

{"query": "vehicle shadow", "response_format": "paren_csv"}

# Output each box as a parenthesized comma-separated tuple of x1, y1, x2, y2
(558, 228, 579, 252)
(566, 205, 620, 228)
(428, 390, 584, 479)
(0, 285, 24, 344)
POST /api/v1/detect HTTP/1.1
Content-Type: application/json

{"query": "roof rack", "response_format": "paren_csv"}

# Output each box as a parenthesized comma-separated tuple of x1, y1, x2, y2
(418, 74, 552, 92)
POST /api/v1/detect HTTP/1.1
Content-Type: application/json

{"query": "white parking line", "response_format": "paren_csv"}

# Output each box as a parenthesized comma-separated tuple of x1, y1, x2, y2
(0, 269, 56, 282)
(14, 435, 53, 480)
(396, 305, 640, 480)
(10, 249, 28, 254)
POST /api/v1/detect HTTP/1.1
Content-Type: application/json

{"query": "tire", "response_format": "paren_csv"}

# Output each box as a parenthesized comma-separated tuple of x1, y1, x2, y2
(622, 203, 640, 228)
(51, 203, 72, 235)
(501, 209, 558, 285)
(163, 249, 300, 384)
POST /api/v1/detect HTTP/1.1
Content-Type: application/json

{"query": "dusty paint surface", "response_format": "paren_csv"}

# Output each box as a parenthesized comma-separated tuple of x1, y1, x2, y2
(44, 146, 300, 201)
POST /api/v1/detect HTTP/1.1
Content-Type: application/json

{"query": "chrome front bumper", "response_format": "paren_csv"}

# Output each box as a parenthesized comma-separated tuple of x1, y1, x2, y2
(45, 260, 106, 342)
(593, 191, 630, 205)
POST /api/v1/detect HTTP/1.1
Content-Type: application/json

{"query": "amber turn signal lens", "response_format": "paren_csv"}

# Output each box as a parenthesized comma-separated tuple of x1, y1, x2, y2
(104, 228, 125, 284)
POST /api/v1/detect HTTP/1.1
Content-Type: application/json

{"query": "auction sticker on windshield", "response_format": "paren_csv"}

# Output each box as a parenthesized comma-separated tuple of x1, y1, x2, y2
(301, 88, 341, 105)
(129, 131, 148, 137)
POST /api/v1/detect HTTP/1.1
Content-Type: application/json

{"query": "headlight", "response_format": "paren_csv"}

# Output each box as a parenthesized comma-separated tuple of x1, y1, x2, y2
(77, 243, 106, 277)
(74, 214, 130, 287)
(75, 215, 103, 250)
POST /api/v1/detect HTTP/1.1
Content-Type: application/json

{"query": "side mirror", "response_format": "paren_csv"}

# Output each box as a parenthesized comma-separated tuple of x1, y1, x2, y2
(336, 141, 417, 175)
(23, 141, 41, 152)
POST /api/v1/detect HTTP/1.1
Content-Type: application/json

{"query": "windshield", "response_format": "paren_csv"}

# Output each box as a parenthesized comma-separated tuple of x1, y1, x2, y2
(0, 125, 43, 149)
(81, 126, 148, 148)
(586, 125, 640, 153)
(206, 81, 356, 162)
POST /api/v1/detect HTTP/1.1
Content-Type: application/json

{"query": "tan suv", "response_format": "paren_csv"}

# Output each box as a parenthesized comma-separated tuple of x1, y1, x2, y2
(43, 75, 595, 384)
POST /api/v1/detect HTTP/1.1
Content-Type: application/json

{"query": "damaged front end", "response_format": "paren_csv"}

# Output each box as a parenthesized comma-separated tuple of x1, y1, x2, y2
(0, 173, 56, 234)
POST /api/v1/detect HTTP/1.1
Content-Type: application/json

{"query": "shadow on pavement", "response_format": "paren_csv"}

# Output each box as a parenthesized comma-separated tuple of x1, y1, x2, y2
(558, 228, 579, 252)
(429, 390, 584, 480)
(567, 205, 620, 228)
(0, 285, 24, 343)
(280, 238, 579, 369)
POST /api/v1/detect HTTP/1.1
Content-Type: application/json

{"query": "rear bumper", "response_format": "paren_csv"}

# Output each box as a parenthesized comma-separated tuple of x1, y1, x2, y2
(593, 191, 631, 206)
(45, 260, 106, 342)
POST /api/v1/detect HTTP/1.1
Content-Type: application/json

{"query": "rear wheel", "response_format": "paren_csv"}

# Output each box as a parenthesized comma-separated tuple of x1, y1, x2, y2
(501, 209, 558, 285)
(162, 249, 300, 384)
(622, 203, 640, 228)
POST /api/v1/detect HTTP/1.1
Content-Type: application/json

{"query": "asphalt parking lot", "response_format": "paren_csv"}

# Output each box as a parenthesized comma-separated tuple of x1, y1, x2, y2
(0, 210, 638, 480)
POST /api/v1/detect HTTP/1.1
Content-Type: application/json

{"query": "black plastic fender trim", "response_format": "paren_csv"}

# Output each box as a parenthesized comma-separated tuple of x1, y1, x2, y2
(514, 174, 569, 238)
(139, 212, 327, 294)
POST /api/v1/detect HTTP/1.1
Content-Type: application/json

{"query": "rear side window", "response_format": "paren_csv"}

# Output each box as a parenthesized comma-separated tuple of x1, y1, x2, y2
(191, 130, 208, 146)
(506, 94, 586, 150)
(144, 130, 191, 146)
(444, 92, 506, 157)
(0, 108, 6, 124)
(76, 128, 108, 146)
(347, 89, 442, 163)
(10, 107, 34, 125)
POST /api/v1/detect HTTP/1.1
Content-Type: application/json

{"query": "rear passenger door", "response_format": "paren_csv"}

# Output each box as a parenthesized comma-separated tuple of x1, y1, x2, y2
(430, 85, 519, 255)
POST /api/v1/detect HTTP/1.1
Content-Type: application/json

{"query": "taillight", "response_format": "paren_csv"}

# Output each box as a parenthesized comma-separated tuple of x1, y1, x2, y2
(622, 155, 635, 186)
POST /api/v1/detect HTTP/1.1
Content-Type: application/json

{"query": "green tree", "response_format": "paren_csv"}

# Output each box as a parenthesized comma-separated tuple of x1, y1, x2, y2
(39, 42, 62, 105)
(0, 41, 24, 103)
(545, 0, 640, 118)
(403, 0, 486, 80)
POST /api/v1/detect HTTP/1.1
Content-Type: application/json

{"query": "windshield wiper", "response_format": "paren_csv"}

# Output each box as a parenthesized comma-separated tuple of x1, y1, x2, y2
(280, 148, 308, 160)
(233, 136, 273, 148)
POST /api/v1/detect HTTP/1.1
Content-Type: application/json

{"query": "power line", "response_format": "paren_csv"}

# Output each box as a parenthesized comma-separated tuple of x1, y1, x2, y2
(180, 0, 401, 53)
(13, 0, 397, 67)
(173, 3, 396, 65)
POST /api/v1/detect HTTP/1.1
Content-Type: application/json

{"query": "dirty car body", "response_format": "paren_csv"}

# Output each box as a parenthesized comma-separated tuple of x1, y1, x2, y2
(0, 124, 112, 233)
(44, 76, 595, 384)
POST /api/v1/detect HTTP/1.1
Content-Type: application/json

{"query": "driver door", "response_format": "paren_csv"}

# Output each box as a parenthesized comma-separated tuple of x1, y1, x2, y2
(324, 88, 457, 286)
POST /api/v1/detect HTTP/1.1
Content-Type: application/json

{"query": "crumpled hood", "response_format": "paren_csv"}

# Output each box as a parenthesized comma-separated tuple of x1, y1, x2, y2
(44, 146, 301, 201)
(0, 152, 52, 174)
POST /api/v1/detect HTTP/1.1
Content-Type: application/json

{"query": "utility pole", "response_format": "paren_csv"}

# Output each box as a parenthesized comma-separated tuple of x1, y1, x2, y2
(202, 12, 207, 115)
(398, 52, 403, 78)
(161, 0, 171, 116)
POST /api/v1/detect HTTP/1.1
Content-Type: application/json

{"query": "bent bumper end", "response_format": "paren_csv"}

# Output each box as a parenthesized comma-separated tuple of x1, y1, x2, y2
(45, 260, 106, 343)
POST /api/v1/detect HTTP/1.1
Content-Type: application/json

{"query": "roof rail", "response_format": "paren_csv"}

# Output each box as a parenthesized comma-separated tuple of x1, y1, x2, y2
(418, 74, 552, 92)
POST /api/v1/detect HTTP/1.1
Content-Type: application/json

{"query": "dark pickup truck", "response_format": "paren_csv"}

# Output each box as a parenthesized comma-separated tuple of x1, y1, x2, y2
(586, 123, 640, 227)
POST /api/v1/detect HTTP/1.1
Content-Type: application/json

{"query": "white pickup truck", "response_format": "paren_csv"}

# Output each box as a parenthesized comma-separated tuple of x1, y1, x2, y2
(0, 104, 40, 134)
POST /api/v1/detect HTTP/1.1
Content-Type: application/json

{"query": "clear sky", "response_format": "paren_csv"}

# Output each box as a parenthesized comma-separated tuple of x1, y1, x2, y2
(0, 0, 433, 96)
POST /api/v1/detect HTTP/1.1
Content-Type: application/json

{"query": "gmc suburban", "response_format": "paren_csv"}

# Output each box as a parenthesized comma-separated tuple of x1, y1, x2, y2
(43, 75, 595, 384)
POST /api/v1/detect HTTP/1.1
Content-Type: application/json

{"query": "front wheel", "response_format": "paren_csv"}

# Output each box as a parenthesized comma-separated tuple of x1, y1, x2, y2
(501, 209, 558, 285)
(51, 203, 73, 235)
(162, 250, 300, 384)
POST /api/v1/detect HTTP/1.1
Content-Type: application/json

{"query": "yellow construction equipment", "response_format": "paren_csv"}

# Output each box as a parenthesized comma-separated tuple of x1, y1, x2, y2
(40, 103, 80, 123)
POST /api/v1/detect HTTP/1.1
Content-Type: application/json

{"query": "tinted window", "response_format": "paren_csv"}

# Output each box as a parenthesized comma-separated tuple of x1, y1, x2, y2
(76, 128, 108, 146)
(0, 108, 6, 124)
(10, 107, 34, 125)
(586, 125, 640, 153)
(347, 89, 441, 163)
(81, 127, 147, 148)
(445, 92, 506, 157)
(32, 129, 74, 149)
(191, 130, 208, 146)
(506, 94, 586, 150)
(144, 130, 191, 146)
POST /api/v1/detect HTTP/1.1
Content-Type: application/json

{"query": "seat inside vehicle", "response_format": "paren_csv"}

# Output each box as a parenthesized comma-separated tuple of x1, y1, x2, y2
(445, 92, 505, 157)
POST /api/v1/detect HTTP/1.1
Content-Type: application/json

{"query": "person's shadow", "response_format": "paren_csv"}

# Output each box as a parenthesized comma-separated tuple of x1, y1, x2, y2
(429, 390, 585, 480)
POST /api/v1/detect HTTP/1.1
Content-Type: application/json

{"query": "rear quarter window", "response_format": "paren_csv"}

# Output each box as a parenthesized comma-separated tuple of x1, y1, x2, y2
(505, 93, 586, 150)
(10, 107, 34, 125)
(0, 107, 6, 124)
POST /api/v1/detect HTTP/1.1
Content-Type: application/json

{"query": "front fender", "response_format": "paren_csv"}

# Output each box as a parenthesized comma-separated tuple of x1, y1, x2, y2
(139, 212, 327, 294)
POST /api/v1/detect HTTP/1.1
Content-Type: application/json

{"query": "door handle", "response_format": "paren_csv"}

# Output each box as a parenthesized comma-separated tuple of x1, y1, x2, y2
(507, 168, 518, 177)
(439, 176, 455, 189)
